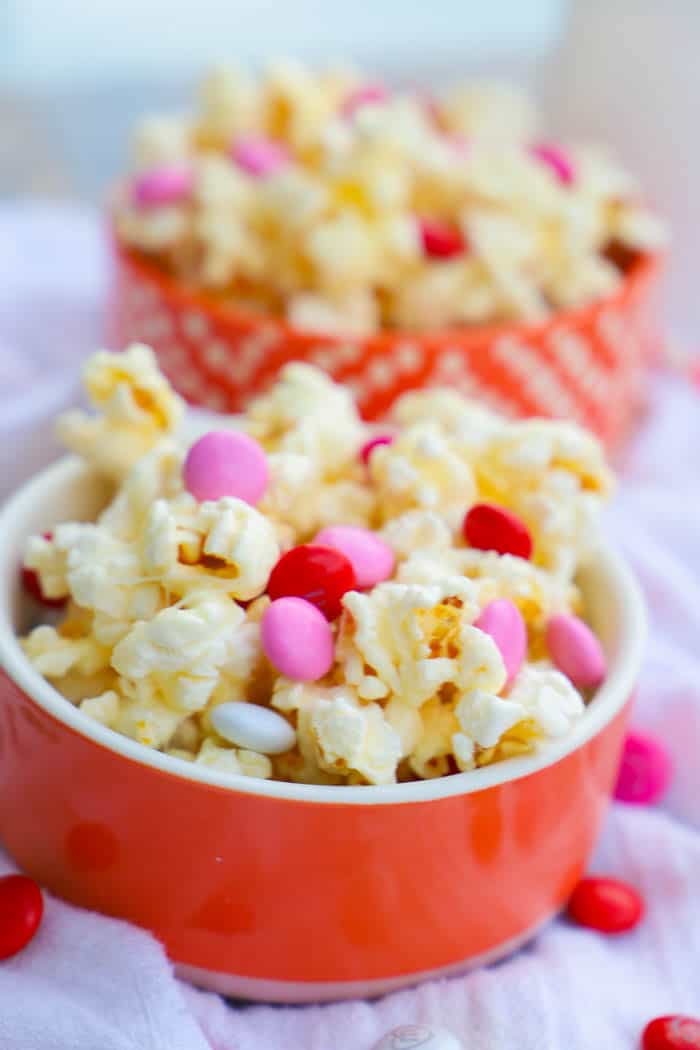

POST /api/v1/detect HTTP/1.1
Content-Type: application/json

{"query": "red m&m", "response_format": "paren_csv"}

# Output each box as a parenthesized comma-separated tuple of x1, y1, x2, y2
(463, 503, 533, 560)
(419, 218, 466, 259)
(567, 876, 644, 934)
(0, 874, 44, 960)
(267, 544, 357, 621)
(643, 1016, 700, 1050)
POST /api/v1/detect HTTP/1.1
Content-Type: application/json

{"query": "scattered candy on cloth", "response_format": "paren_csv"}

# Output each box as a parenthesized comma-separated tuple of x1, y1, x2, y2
(2, 206, 700, 1048)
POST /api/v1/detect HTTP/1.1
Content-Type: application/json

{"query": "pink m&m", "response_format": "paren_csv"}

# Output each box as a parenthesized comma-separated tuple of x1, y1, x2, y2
(475, 599, 526, 686)
(615, 729, 673, 805)
(360, 434, 394, 465)
(131, 164, 194, 207)
(183, 430, 269, 505)
(231, 136, 290, 177)
(314, 525, 395, 589)
(530, 143, 575, 186)
(341, 83, 388, 118)
(261, 597, 334, 681)
(546, 613, 606, 689)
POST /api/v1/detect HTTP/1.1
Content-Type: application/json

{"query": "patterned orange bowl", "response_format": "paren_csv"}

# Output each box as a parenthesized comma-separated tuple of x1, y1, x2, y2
(0, 457, 646, 1003)
(108, 238, 663, 450)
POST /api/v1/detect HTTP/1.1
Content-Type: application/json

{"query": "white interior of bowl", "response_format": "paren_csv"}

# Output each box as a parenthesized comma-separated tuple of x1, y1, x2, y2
(0, 457, 647, 806)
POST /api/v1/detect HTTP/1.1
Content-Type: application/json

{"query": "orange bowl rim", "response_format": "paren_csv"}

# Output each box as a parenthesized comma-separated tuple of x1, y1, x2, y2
(0, 456, 647, 806)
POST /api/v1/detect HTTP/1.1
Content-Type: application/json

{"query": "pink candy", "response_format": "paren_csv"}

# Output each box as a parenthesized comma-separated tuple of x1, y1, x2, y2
(261, 597, 334, 681)
(314, 525, 395, 589)
(615, 729, 673, 805)
(546, 613, 607, 689)
(131, 164, 194, 208)
(341, 83, 388, 118)
(475, 599, 527, 686)
(231, 136, 290, 177)
(183, 430, 269, 505)
(360, 434, 394, 465)
(530, 143, 575, 186)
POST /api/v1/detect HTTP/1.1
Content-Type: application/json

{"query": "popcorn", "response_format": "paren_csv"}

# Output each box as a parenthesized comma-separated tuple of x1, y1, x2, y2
(309, 689, 402, 785)
(244, 362, 365, 476)
(114, 63, 665, 332)
(337, 578, 499, 708)
(22, 350, 610, 785)
(58, 345, 184, 481)
(111, 592, 246, 713)
(195, 738, 272, 779)
(370, 423, 476, 524)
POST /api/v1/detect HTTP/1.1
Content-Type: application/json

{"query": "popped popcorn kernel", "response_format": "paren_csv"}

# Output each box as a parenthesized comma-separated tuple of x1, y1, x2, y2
(57, 345, 184, 481)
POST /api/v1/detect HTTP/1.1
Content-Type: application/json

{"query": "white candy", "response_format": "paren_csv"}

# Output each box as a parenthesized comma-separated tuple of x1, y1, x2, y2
(210, 701, 296, 755)
(373, 1025, 464, 1050)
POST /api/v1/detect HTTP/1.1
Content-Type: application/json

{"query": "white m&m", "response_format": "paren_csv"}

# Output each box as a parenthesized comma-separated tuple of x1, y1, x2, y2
(211, 701, 295, 755)
(373, 1025, 463, 1050)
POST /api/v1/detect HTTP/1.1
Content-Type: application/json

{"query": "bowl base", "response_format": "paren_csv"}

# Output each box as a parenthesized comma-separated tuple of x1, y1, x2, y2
(175, 913, 553, 1004)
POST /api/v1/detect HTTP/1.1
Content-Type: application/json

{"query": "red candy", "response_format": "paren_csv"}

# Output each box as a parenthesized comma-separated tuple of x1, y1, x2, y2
(360, 434, 394, 465)
(0, 874, 44, 960)
(267, 544, 357, 621)
(567, 876, 644, 934)
(419, 218, 466, 259)
(463, 503, 533, 560)
(21, 532, 66, 607)
(643, 1016, 700, 1050)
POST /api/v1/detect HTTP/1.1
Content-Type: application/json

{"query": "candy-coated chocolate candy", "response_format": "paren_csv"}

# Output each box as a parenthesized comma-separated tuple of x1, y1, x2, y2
(313, 525, 395, 589)
(211, 701, 295, 755)
(546, 613, 606, 689)
(131, 164, 194, 207)
(21, 532, 66, 607)
(231, 136, 290, 177)
(183, 430, 269, 505)
(419, 218, 466, 259)
(530, 143, 575, 185)
(373, 1024, 464, 1050)
(267, 544, 357, 620)
(475, 599, 527, 685)
(261, 597, 334, 681)
(643, 1016, 700, 1050)
(360, 434, 394, 464)
(341, 83, 388, 117)
(615, 729, 673, 805)
(567, 876, 644, 934)
(463, 503, 532, 560)
(0, 874, 44, 960)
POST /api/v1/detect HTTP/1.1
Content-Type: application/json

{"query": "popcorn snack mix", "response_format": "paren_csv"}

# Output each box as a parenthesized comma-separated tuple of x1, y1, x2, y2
(21, 345, 614, 787)
(113, 61, 666, 335)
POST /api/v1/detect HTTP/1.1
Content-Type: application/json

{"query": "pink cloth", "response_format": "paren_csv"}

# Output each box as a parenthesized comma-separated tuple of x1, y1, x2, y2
(2, 205, 700, 1049)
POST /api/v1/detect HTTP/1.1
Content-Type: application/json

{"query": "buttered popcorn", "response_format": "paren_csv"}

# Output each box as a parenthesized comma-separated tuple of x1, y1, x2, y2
(22, 346, 613, 785)
(114, 61, 667, 334)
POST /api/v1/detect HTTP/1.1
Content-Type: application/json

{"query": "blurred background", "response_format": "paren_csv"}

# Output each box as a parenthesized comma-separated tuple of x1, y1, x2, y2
(0, 0, 697, 490)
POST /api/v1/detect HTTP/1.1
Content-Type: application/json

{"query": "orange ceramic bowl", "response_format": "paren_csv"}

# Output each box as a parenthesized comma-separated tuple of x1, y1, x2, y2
(108, 237, 662, 449)
(0, 457, 646, 1002)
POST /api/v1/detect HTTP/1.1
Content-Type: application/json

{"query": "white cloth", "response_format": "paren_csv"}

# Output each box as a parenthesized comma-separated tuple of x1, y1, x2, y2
(1, 205, 699, 1050)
